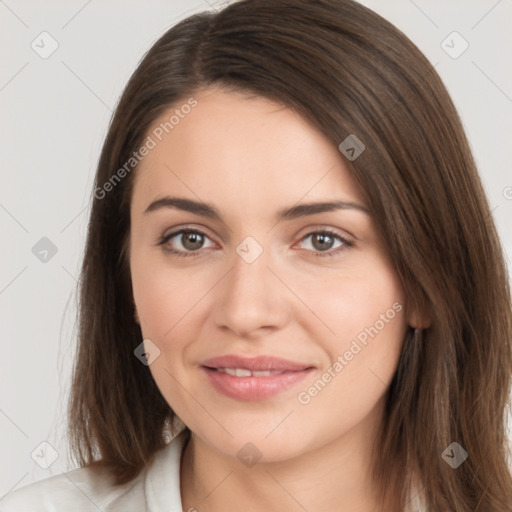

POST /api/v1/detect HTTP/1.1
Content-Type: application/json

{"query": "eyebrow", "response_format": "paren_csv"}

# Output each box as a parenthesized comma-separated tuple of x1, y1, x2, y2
(143, 196, 370, 222)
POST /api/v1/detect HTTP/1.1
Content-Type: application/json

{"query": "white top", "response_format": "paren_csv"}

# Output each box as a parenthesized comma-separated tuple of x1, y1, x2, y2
(0, 429, 190, 512)
(1, 428, 427, 511)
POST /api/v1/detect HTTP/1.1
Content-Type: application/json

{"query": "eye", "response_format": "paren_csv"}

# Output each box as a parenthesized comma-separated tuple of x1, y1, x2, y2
(156, 227, 354, 259)
(297, 229, 354, 258)
(157, 229, 215, 257)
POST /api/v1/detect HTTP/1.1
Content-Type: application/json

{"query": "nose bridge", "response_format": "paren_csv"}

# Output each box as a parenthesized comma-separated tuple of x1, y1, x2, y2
(231, 239, 269, 293)
(228, 237, 273, 307)
(214, 236, 289, 336)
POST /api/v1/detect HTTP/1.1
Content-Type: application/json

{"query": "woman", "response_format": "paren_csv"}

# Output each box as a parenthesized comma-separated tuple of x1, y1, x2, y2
(2, 0, 511, 510)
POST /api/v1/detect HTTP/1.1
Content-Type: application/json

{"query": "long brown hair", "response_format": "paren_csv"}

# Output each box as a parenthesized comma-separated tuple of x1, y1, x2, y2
(68, 0, 512, 509)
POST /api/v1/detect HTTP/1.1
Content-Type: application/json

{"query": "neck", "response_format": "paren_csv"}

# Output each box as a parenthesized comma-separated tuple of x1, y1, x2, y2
(180, 402, 385, 512)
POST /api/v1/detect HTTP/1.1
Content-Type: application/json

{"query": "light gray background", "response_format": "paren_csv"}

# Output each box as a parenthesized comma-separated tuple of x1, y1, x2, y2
(1, 0, 511, 497)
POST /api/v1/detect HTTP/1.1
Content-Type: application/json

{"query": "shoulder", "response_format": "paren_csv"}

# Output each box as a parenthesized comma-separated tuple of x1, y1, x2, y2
(0, 462, 143, 512)
(0, 429, 190, 512)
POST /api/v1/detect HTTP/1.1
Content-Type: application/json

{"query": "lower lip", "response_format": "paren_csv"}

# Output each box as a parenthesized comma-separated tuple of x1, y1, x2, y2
(201, 367, 314, 401)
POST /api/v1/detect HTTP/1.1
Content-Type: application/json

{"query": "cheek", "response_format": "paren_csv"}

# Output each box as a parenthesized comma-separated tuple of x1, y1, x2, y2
(293, 259, 407, 424)
(130, 254, 219, 417)
(291, 252, 405, 346)
(131, 251, 212, 340)
(130, 256, 209, 424)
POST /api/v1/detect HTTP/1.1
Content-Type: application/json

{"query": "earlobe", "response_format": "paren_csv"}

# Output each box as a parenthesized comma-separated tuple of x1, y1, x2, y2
(407, 299, 432, 330)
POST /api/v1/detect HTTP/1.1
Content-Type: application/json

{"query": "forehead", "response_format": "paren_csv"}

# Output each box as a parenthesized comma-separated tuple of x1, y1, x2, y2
(130, 87, 366, 215)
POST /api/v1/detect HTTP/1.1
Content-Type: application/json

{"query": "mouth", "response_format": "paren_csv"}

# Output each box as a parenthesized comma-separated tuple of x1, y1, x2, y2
(200, 355, 315, 401)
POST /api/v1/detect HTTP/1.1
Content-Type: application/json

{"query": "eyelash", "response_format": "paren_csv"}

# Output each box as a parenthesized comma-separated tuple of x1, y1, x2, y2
(156, 228, 354, 259)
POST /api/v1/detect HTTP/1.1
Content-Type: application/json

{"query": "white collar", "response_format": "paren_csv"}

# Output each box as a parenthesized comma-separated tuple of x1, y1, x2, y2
(144, 428, 190, 511)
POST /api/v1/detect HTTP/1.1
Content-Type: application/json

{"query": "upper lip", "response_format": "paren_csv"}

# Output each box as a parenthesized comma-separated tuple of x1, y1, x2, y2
(201, 355, 314, 372)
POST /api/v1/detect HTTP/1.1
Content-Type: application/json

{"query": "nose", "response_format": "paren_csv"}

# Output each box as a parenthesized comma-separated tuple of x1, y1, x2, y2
(212, 245, 291, 339)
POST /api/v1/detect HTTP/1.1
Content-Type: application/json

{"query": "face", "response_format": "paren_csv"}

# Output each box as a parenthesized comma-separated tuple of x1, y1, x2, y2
(129, 86, 412, 462)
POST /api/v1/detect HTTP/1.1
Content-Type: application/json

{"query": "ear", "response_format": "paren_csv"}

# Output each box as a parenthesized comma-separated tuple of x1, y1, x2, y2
(406, 297, 432, 330)
(133, 302, 140, 325)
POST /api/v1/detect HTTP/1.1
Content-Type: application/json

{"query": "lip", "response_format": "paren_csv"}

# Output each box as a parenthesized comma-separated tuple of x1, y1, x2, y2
(200, 355, 315, 401)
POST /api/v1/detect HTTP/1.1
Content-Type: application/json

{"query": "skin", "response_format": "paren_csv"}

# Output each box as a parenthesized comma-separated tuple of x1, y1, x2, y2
(129, 86, 425, 512)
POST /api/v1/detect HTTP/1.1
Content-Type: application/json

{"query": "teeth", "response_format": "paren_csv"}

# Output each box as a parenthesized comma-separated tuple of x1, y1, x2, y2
(225, 368, 252, 377)
(218, 368, 282, 377)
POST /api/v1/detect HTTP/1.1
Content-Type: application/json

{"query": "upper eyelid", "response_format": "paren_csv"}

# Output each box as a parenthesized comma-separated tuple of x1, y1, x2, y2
(162, 224, 216, 239)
